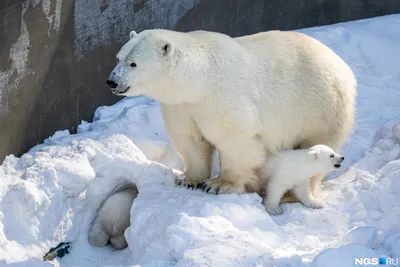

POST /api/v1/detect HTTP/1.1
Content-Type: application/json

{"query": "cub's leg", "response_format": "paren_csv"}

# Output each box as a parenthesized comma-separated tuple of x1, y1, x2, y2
(161, 104, 214, 188)
(109, 234, 128, 250)
(88, 219, 109, 247)
(292, 182, 324, 209)
(263, 179, 288, 215)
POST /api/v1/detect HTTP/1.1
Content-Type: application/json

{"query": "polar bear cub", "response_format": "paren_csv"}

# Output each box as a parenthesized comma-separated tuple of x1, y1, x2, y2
(263, 145, 344, 215)
(89, 186, 138, 250)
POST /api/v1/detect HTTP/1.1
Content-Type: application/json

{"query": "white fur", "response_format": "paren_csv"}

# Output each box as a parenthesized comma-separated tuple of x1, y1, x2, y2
(88, 187, 138, 250)
(107, 29, 357, 195)
(263, 145, 344, 215)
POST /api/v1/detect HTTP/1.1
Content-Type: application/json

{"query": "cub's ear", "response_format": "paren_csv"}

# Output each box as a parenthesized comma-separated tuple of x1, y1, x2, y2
(159, 41, 173, 56)
(129, 31, 137, 39)
(309, 150, 318, 160)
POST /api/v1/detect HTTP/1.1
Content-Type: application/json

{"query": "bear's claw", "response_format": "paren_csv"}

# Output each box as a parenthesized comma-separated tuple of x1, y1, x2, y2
(175, 177, 202, 191)
(175, 177, 242, 194)
(198, 179, 243, 194)
(196, 181, 219, 194)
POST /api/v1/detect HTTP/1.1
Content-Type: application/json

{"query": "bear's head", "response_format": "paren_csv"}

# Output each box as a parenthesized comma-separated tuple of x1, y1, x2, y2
(308, 144, 345, 172)
(106, 29, 212, 105)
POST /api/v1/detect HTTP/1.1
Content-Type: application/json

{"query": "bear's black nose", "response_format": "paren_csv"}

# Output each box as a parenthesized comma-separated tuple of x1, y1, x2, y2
(106, 80, 118, 89)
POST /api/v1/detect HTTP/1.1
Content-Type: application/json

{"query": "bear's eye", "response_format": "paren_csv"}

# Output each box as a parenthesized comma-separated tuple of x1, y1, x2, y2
(116, 57, 120, 63)
(330, 154, 334, 158)
(130, 62, 137, 67)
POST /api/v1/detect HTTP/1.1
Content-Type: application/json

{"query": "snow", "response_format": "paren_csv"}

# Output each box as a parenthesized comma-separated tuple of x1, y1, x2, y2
(1, 14, 400, 267)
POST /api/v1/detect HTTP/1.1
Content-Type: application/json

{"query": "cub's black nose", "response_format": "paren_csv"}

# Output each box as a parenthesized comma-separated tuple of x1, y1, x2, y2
(106, 80, 118, 89)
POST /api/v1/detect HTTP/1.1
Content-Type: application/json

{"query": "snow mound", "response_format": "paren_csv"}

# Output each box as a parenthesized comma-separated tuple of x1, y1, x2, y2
(0, 134, 178, 266)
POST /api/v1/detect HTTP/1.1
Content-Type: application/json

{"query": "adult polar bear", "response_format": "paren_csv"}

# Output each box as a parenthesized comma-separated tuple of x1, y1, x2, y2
(106, 29, 357, 200)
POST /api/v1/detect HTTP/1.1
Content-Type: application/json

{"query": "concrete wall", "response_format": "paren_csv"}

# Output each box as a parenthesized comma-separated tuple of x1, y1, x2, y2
(1, 0, 399, 161)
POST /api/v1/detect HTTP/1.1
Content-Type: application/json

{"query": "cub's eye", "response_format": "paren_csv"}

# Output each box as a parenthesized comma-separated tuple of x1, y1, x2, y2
(130, 62, 137, 67)
(116, 58, 120, 63)
(330, 154, 334, 158)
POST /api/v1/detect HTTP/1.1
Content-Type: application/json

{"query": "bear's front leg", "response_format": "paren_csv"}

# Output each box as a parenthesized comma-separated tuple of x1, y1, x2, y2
(199, 134, 265, 194)
(161, 104, 214, 188)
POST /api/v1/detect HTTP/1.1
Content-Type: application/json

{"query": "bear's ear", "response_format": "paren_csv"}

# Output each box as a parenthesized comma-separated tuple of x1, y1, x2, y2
(309, 150, 318, 160)
(129, 31, 137, 39)
(160, 41, 173, 57)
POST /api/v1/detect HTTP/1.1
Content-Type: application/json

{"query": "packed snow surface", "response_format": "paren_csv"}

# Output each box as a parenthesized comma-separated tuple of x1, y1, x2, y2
(1, 14, 400, 267)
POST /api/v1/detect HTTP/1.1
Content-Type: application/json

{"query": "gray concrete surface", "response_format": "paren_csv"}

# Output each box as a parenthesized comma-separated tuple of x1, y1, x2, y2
(0, 0, 399, 161)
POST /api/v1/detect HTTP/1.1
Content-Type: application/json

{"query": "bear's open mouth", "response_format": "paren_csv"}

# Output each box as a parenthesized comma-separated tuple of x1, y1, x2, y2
(334, 163, 341, 168)
(111, 87, 129, 95)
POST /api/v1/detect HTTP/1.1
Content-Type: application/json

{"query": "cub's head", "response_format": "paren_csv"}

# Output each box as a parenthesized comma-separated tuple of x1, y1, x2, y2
(106, 29, 210, 104)
(308, 144, 344, 172)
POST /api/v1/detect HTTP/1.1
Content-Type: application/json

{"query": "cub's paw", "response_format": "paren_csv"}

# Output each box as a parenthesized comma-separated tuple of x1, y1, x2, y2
(303, 199, 325, 209)
(197, 178, 244, 195)
(109, 234, 128, 250)
(265, 205, 283, 215)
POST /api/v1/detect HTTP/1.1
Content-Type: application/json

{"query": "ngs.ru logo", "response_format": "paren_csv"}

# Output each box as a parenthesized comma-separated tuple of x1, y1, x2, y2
(355, 257, 399, 265)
